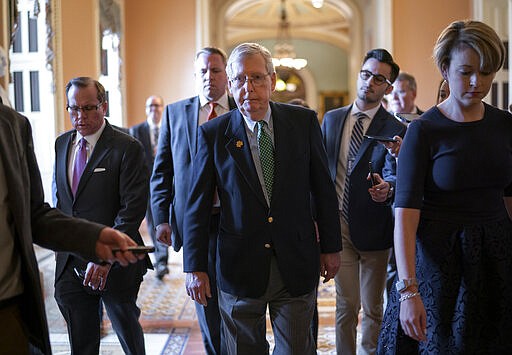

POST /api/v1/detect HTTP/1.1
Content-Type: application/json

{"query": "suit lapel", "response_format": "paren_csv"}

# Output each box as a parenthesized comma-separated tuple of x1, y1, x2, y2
(228, 96, 237, 110)
(140, 122, 151, 152)
(270, 103, 294, 206)
(224, 110, 267, 207)
(0, 114, 25, 225)
(140, 122, 154, 163)
(58, 133, 75, 201)
(74, 123, 114, 199)
(185, 97, 200, 159)
(329, 106, 351, 181)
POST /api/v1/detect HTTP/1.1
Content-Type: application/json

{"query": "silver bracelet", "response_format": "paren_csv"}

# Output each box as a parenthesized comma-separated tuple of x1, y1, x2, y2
(399, 291, 420, 302)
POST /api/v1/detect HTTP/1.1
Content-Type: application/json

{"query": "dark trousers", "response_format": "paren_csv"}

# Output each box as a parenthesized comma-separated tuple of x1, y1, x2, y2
(195, 213, 225, 355)
(55, 266, 145, 355)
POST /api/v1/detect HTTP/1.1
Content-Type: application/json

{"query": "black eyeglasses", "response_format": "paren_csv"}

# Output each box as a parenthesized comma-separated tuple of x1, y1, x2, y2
(66, 103, 103, 115)
(230, 73, 270, 88)
(359, 70, 392, 86)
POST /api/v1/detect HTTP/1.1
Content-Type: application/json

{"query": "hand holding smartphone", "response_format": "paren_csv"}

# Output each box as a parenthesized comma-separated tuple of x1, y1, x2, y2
(369, 161, 377, 186)
(112, 246, 155, 254)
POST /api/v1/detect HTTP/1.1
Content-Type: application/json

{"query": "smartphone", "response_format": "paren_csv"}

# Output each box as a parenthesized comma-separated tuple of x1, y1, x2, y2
(364, 134, 398, 143)
(369, 161, 377, 186)
(112, 246, 155, 254)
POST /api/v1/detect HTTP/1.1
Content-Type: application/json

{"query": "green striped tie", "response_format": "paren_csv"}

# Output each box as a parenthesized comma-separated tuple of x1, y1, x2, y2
(257, 121, 274, 201)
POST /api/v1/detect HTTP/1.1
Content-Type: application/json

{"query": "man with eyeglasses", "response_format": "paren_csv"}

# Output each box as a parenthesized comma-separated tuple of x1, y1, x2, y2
(129, 95, 168, 280)
(321, 49, 406, 355)
(151, 47, 236, 355)
(183, 42, 341, 353)
(53, 77, 151, 354)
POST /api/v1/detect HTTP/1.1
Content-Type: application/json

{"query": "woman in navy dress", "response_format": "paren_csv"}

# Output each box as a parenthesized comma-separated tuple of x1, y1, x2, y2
(378, 20, 512, 354)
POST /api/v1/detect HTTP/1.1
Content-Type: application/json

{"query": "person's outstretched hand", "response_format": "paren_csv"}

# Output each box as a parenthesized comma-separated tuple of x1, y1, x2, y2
(96, 227, 145, 266)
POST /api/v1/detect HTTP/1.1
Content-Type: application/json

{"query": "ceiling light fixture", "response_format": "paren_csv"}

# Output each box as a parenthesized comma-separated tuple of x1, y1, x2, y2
(311, 0, 324, 9)
(272, 0, 307, 70)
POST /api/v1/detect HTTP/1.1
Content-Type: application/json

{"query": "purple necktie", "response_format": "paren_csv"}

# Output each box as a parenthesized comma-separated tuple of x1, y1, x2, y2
(71, 138, 87, 196)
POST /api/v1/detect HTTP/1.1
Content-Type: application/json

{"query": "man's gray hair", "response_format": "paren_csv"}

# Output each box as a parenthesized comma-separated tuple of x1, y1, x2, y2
(395, 72, 417, 92)
(226, 43, 275, 78)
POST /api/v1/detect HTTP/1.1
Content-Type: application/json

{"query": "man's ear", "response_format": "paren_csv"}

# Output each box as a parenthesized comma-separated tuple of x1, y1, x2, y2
(101, 101, 109, 114)
(270, 72, 277, 92)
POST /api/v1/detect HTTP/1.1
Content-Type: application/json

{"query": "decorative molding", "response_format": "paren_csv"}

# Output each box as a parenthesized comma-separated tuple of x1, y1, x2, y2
(51, 0, 65, 135)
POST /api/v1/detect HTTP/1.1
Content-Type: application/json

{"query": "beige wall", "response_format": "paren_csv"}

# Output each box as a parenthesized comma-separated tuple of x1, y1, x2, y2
(57, 0, 196, 129)
(392, 0, 471, 110)
(60, 0, 99, 131)
(124, 0, 196, 127)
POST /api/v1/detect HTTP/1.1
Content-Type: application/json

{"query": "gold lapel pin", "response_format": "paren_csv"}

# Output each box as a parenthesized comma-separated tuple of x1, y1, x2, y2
(236, 140, 244, 148)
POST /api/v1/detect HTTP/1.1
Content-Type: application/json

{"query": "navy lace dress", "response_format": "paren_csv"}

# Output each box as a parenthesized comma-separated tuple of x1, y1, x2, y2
(377, 104, 512, 354)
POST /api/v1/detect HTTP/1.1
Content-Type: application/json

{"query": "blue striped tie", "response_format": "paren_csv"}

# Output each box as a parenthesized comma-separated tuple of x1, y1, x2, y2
(257, 121, 274, 202)
(341, 112, 367, 222)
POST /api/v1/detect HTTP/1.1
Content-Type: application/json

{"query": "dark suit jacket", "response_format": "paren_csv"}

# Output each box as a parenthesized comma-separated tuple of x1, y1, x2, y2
(322, 104, 406, 251)
(53, 121, 151, 286)
(0, 105, 106, 354)
(183, 102, 342, 298)
(151, 95, 236, 252)
(129, 121, 154, 174)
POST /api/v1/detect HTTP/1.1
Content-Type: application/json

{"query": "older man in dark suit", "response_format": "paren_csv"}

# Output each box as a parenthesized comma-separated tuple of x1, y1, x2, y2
(183, 42, 342, 354)
(0, 103, 142, 354)
(321, 49, 406, 354)
(130, 95, 168, 279)
(151, 47, 236, 354)
(53, 77, 151, 354)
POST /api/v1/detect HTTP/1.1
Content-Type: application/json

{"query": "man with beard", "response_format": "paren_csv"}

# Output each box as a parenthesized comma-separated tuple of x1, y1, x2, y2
(321, 49, 406, 354)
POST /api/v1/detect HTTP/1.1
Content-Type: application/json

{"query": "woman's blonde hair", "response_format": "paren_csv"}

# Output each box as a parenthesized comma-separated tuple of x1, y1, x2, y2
(433, 20, 505, 73)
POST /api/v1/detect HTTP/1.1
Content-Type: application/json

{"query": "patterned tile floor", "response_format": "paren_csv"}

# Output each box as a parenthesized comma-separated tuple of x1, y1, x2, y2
(37, 222, 342, 354)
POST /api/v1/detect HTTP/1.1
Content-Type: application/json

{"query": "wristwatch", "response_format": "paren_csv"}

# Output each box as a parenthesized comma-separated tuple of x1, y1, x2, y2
(395, 278, 418, 293)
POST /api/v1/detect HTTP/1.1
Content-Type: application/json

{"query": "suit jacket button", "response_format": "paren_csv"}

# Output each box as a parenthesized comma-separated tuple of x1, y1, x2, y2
(267, 216, 273, 223)
(264, 243, 271, 249)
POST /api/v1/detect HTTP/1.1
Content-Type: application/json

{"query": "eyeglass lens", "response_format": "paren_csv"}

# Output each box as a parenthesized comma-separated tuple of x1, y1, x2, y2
(67, 103, 101, 113)
(360, 70, 388, 85)
(232, 74, 268, 87)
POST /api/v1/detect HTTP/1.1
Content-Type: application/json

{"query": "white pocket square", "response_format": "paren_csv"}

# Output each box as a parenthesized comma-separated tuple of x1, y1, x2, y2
(93, 167, 106, 173)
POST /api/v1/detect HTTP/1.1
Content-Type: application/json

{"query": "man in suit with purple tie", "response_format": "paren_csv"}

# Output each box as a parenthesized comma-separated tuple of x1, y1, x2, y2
(53, 77, 151, 354)
(130, 95, 168, 279)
